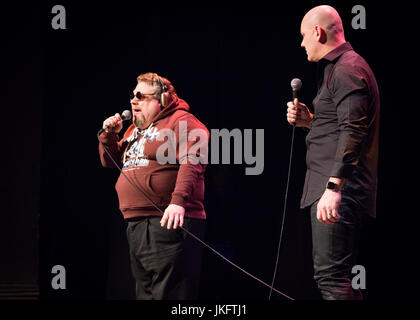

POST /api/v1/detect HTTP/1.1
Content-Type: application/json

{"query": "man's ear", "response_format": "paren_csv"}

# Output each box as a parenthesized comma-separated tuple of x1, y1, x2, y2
(314, 25, 327, 44)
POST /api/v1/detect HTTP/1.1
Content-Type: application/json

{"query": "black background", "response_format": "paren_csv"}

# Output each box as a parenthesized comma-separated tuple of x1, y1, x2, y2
(1, 0, 416, 304)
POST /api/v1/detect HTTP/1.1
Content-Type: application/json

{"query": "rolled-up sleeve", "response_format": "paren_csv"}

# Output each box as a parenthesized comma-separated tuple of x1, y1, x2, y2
(330, 67, 370, 178)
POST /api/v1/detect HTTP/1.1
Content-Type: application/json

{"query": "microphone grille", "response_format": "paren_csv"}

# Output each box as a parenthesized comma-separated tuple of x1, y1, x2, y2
(121, 110, 132, 121)
(291, 78, 302, 92)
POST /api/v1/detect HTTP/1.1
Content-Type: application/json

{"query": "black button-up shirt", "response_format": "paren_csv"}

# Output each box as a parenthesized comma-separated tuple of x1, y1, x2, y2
(300, 42, 380, 217)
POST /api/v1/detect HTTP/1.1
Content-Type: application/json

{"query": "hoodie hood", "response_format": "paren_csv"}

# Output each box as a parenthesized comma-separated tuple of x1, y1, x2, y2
(152, 96, 190, 124)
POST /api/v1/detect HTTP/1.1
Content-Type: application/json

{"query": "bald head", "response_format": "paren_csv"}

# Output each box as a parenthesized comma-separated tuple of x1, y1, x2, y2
(300, 5, 346, 61)
(302, 5, 345, 43)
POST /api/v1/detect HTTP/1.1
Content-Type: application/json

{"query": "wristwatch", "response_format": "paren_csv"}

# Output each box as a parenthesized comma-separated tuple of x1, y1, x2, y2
(326, 181, 340, 192)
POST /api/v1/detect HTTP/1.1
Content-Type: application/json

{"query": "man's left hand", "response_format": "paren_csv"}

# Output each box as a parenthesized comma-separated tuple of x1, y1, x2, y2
(317, 189, 342, 224)
(160, 204, 185, 229)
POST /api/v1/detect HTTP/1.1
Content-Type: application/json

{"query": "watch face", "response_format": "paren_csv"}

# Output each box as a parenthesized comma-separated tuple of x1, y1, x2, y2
(327, 181, 337, 190)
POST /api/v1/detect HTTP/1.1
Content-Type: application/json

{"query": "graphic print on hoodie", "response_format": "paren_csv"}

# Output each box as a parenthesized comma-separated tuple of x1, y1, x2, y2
(122, 124, 160, 170)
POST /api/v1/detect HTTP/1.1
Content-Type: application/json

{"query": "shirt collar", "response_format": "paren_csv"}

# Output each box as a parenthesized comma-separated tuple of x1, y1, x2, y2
(321, 42, 353, 62)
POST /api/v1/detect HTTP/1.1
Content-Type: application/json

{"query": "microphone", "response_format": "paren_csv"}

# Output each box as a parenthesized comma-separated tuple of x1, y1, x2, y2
(120, 109, 132, 121)
(290, 78, 302, 100)
(290, 78, 302, 127)
(98, 110, 132, 135)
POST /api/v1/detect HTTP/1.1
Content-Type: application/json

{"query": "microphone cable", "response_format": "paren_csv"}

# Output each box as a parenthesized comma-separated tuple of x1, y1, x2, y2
(268, 78, 302, 300)
(268, 124, 296, 300)
(97, 129, 295, 300)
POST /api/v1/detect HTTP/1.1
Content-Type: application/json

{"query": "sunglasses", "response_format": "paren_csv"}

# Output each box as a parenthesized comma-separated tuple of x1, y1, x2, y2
(130, 91, 157, 100)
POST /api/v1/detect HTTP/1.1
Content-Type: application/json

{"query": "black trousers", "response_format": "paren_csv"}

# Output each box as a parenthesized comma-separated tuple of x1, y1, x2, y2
(126, 216, 205, 300)
(310, 194, 365, 300)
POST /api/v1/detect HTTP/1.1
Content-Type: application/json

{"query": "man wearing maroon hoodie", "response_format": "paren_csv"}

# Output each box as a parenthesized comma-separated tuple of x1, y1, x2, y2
(99, 73, 209, 300)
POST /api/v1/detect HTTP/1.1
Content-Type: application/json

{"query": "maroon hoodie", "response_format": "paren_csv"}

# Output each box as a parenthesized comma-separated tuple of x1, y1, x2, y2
(99, 97, 209, 220)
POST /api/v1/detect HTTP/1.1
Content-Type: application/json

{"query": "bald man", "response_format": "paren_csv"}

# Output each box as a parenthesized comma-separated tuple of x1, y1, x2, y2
(286, 6, 380, 300)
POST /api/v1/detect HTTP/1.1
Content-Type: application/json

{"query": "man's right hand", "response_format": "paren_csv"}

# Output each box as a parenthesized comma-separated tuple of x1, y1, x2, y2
(286, 98, 313, 128)
(103, 113, 123, 133)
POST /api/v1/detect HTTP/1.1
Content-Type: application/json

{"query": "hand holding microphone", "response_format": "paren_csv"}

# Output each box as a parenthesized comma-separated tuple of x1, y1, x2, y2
(286, 78, 313, 128)
(100, 110, 132, 135)
(286, 99, 313, 128)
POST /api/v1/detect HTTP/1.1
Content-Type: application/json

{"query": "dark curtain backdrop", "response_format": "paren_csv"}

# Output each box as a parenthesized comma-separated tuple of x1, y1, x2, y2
(1, 1, 415, 301)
